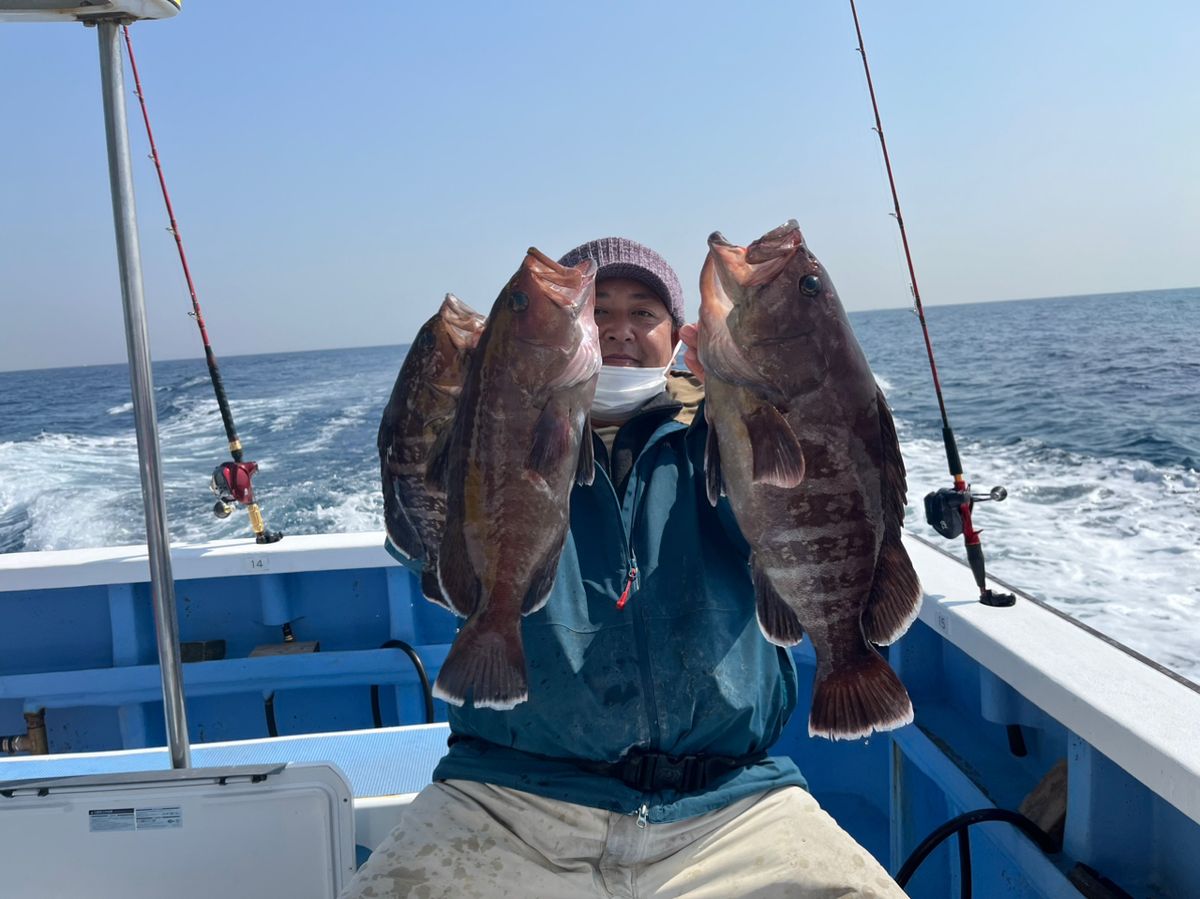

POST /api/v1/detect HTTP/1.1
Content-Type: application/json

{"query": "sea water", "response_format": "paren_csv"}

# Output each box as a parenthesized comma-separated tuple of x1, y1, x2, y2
(1, 288, 1196, 681)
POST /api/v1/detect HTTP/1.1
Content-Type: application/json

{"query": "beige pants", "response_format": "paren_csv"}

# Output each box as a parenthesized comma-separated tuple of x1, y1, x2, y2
(340, 780, 907, 898)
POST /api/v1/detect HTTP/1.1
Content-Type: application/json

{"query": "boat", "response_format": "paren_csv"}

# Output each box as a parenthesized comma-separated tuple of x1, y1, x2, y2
(0, 3, 1197, 897)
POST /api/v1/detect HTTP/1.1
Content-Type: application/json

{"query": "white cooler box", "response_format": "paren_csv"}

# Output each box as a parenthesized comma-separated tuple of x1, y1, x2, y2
(0, 763, 356, 898)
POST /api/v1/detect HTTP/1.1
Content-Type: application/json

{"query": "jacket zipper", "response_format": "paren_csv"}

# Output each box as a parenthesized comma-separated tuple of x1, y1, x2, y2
(594, 441, 662, 775)
(615, 561, 638, 610)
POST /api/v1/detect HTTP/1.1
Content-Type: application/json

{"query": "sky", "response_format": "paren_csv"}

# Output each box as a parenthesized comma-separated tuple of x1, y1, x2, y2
(1, 1, 1197, 372)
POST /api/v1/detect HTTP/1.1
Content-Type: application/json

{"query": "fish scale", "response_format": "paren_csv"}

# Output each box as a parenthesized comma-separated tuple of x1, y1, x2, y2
(698, 220, 923, 740)
(430, 248, 601, 711)
(377, 294, 486, 606)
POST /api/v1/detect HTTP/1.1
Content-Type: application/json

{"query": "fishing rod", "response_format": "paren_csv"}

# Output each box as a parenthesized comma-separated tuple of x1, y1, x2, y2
(848, 1, 1013, 607)
(122, 25, 281, 545)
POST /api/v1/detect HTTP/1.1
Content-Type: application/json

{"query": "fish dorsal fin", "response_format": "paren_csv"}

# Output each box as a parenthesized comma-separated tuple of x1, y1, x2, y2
(875, 386, 908, 524)
(745, 402, 806, 488)
(862, 387, 922, 644)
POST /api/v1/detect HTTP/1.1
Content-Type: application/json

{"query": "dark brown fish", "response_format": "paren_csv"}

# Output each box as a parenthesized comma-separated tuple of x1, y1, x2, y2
(698, 220, 922, 740)
(378, 293, 486, 605)
(430, 248, 600, 709)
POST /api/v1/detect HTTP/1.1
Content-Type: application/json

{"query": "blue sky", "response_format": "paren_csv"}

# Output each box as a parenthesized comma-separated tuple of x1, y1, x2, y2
(1, 1, 1197, 371)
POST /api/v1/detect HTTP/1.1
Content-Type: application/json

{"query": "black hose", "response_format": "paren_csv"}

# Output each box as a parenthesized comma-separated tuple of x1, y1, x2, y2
(264, 691, 279, 737)
(371, 639, 435, 726)
(896, 808, 1056, 892)
(958, 824, 972, 899)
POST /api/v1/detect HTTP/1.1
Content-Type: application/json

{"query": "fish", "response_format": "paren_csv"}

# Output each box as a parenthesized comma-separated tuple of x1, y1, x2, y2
(429, 247, 601, 710)
(698, 219, 922, 740)
(378, 293, 486, 606)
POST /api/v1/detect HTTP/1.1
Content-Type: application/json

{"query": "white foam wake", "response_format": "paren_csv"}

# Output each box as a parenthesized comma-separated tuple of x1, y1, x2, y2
(896, 427, 1200, 682)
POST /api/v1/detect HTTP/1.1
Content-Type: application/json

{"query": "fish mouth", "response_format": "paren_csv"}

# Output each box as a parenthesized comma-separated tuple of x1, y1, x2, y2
(439, 293, 486, 350)
(707, 221, 804, 288)
(524, 247, 597, 311)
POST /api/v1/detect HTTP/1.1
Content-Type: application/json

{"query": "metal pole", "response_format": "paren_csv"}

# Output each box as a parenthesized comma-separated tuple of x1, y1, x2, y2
(97, 19, 191, 769)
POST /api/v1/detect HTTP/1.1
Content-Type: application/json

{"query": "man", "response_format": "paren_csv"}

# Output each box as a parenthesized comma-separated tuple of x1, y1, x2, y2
(345, 238, 905, 898)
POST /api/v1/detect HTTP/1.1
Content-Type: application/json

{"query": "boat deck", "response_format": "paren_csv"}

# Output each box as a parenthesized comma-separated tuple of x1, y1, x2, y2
(3, 532, 1199, 895)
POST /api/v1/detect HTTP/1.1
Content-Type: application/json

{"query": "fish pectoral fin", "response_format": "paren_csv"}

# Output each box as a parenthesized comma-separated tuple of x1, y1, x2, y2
(435, 527, 482, 618)
(745, 404, 806, 488)
(751, 557, 805, 646)
(528, 400, 574, 479)
(576, 416, 596, 486)
(704, 410, 724, 507)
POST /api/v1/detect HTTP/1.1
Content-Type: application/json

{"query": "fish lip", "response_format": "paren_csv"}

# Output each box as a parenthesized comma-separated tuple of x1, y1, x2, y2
(707, 220, 804, 288)
(525, 247, 597, 310)
(746, 219, 804, 264)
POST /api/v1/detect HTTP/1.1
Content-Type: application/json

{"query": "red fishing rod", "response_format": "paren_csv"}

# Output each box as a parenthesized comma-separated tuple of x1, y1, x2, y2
(848, 1, 1012, 606)
(122, 25, 281, 544)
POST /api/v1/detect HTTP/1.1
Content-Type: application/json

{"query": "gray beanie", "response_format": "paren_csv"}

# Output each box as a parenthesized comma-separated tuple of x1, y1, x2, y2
(558, 237, 685, 327)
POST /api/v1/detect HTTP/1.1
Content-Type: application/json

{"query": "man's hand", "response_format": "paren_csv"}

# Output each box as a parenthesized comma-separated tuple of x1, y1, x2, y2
(679, 322, 704, 384)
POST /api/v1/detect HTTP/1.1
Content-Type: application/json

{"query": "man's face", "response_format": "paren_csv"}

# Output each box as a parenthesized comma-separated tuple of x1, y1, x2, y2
(594, 277, 676, 368)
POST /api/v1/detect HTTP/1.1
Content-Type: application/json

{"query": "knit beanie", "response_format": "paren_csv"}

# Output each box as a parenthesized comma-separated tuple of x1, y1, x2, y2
(558, 237, 685, 327)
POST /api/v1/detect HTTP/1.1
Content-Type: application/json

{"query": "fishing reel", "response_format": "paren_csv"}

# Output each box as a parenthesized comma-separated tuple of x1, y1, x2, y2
(210, 460, 258, 518)
(924, 483, 1015, 607)
(210, 461, 283, 543)
(924, 485, 1007, 540)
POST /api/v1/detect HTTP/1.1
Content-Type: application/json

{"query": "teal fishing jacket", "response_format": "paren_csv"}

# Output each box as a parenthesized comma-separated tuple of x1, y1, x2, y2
(393, 373, 806, 824)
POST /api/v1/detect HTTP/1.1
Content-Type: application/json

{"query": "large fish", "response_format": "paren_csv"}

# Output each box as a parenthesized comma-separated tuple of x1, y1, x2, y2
(378, 294, 487, 605)
(430, 248, 600, 709)
(698, 220, 922, 740)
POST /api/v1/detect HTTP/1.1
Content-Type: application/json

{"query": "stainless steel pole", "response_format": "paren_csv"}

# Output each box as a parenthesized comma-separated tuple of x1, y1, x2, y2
(97, 19, 191, 769)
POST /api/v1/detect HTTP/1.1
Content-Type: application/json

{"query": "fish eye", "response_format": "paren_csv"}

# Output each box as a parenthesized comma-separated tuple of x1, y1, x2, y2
(419, 330, 436, 350)
(510, 291, 529, 312)
(799, 275, 822, 297)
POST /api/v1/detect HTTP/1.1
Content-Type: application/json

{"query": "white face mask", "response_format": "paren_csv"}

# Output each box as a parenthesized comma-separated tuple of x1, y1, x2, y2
(591, 342, 681, 420)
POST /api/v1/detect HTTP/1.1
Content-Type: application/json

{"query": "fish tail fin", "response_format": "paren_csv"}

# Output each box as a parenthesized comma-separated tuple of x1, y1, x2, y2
(809, 647, 913, 741)
(862, 528, 923, 645)
(432, 615, 528, 711)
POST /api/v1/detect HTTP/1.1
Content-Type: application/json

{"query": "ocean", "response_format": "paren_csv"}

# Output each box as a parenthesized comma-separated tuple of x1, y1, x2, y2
(1, 288, 1197, 682)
